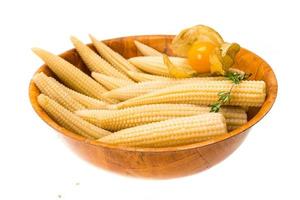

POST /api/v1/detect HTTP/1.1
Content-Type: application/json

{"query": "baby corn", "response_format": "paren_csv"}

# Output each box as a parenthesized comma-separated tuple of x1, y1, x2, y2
(134, 40, 162, 56)
(127, 70, 226, 82)
(103, 77, 227, 101)
(70, 36, 132, 81)
(98, 113, 227, 147)
(128, 56, 193, 76)
(76, 104, 247, 131)
(114, 80, 266, 108)
(89, 35, 140, 74)
(127, 71, 172, 82)
(38, 94, 111, 139)
(48, 77, 109, 109)
(103, 80, 173, 101)
(92, 72, 133, 90)
(33, 72, 85, 112)
(32, 48, 112, 102)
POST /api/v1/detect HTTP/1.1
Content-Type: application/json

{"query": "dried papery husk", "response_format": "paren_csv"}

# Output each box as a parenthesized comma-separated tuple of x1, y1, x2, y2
(171, 25, 224, 57)
(163, 54, 198, 78)
(209, 43, 240, 75)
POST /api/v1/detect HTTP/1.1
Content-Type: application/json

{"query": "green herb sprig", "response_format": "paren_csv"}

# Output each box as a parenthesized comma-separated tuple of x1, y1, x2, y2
(226, 71, 252, 84)
(210, 71, 251, 112)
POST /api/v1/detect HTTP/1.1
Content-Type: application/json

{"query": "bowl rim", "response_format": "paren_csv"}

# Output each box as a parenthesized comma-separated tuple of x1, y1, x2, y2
(29, 34, 278, 153)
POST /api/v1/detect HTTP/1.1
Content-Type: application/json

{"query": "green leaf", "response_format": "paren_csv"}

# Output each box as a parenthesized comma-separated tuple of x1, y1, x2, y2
(210, 102, 221, 112)
(218, 91, 231, 103)
(225, 71, 251, 84)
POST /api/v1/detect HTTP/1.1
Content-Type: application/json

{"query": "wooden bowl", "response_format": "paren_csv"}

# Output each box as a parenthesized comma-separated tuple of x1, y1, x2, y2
(29, 35, 278, 179)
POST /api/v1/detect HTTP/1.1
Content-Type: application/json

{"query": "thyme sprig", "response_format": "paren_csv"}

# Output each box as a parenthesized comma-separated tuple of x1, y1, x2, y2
(210, 71, 251, 112)
(226, 71, 252, 84)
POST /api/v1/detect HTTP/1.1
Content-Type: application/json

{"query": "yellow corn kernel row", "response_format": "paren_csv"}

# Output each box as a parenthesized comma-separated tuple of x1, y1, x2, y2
(103, 77, 228, 101)
(38, 94, 111, 139)
(32, 48, 115, 103)
(89, 35, 140, 74)
(33, 72, 85, 112)
(134, 40, 163, 56)
(70, 36, 133, 81)
(91, 72, 133, 90)
(227, 125, 244, 131)
(76, 104, 247, 131)
(128, 56, 194, 77)
(48, 77, 109, 109)
(127, 71, 171, 82)
(98, 113, 227, 147)
(113, 80, 266, 109)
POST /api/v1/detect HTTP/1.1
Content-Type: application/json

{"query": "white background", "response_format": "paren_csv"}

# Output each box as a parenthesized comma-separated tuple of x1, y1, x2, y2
(0, 0, 298, 199)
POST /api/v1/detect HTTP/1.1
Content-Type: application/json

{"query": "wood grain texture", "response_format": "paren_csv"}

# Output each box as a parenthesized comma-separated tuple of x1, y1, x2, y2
(29, 35, 278, 178)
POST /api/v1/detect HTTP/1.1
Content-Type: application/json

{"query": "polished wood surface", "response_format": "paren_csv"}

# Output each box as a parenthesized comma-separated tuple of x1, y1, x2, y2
(29, 35, 278, 178)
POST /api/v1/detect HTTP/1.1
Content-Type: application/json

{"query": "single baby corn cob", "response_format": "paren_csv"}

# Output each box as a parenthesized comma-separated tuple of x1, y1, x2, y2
(76, 104, 247, 131)
(103, 77, 227, 101)
(128, 56, 194, 76)
(31, 48, 112, 102)
(113, 80, 266, 109)
(103, 80, 174, 101)
(33, 72, 85, 112)
(127, 71, 226, 82)
(127, 71, 172, 82)
(98, 113, 227, 147)
(89, 35, 140, 74)
(91, 72, 133, 90)
(70, 36, 133, 82)
(134, 40, 162, 56)
(48, 77, 109, 109)
(38, 94, 111, 139)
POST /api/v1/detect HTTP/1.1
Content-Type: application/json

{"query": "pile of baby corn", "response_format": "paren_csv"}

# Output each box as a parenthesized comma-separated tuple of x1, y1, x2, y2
(32, 36, 266, 148)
